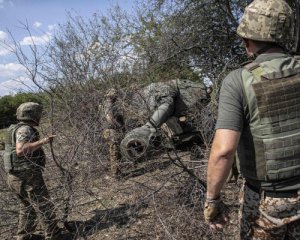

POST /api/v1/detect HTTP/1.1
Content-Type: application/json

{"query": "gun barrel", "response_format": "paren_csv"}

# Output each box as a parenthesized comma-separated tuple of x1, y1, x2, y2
(295, 0, 300, 54)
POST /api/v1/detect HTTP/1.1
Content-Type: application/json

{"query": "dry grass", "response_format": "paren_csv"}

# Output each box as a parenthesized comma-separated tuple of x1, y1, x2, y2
(0, 146, 241, 240)
(58, 150, 240, 240)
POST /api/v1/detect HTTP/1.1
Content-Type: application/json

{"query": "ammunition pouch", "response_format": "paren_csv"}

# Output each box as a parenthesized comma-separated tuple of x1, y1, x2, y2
(3, 151, 16, 173)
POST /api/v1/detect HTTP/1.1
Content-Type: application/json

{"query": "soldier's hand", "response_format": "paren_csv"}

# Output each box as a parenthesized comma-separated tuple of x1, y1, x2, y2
(42, 135, 57, 144)
(204, 197, 229, 230)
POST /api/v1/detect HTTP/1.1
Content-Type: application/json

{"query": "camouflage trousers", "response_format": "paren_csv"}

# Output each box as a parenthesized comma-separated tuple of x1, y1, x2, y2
(239, 182, 300, 240)
(7, 170, 61, 240)
(103, 128, 122, 176)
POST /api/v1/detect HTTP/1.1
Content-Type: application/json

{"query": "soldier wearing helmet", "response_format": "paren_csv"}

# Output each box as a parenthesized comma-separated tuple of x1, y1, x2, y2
(4, 102, 65, 240)
(204, 0, 300, 239)
(102, 88, 125, 179)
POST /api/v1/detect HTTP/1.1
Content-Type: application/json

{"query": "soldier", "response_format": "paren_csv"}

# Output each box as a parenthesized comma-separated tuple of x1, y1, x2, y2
(204, 0, 300, 239)
(121, 79, 209, 161)
(102, 88, 125, 178)
(3, 102, 64, 240)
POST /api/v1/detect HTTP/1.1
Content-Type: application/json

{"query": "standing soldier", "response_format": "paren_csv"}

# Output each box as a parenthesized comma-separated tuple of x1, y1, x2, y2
(102, 88, 125, 179)
(204, 0, 300, 239)
(3, 102, 65, 240)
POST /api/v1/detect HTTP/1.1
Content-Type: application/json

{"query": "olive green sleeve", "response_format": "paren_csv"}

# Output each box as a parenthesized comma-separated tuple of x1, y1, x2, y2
(215, 69, 246, 132)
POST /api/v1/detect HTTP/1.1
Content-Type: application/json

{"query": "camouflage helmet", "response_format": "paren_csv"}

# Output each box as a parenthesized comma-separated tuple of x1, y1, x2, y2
(105, 88, 118, 99)
(237, 0, 293, 43)
(120, 125, 162, 161)
(16, 102, 43, 124)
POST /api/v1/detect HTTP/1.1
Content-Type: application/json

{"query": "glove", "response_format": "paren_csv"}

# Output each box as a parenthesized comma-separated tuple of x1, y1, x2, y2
(204, 196, 224, 222)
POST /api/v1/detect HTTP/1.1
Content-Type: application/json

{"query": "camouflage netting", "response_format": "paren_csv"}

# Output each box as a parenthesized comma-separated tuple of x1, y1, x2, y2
(132, 79, 208, 117)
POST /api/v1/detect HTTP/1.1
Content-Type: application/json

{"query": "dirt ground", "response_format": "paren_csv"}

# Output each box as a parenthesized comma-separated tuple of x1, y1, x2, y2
(0, 148, 242, 240)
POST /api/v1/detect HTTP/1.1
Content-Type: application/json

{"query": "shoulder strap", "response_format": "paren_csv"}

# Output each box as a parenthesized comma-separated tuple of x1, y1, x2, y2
(243, 58, 300, 81)
(243, 61, 266, 80)
(241, 62, 266, 122)
(243, 61, 259, 71)
(262, 67, 300, 80)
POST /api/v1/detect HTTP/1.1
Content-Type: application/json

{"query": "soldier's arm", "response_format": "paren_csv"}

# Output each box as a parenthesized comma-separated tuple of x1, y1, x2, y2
(206, 129, 240, 199)
(16, 135, 56, 157)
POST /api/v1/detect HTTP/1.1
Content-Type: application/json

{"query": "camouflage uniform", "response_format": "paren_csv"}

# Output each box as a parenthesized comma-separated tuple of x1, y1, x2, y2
(205, 0, 300, 238)
(121, 79, 208, 161)
(102, 89, 125, 177)
(7, 125, 61, 240)
(4, 103, 62, 240)
(239, 183, 300, 240)
(218, 54, 300, 240)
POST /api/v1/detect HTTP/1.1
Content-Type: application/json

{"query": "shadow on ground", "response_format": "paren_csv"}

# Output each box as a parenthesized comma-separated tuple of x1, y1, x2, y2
(120, 159, 172, 179)
(64, 202, 148, 238)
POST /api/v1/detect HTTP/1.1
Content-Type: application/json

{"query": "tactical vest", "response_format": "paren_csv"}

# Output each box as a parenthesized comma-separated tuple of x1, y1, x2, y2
(238, 56, 300, 181)
(3, 123, 45, 173)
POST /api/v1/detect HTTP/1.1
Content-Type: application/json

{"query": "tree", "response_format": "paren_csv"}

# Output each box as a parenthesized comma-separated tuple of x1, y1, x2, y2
(0, 92, 43, 128)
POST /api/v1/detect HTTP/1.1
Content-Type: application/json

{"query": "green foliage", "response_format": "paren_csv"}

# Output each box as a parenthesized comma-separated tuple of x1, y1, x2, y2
(0, 92, 43, 129)
(0, 128, 5, 142)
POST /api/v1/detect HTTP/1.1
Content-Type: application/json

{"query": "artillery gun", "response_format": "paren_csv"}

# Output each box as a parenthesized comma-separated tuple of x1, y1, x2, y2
(120, 79, 211, 161)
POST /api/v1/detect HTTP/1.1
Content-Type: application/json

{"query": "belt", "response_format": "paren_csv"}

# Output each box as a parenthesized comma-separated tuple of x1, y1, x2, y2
(245, 182, 299, 198)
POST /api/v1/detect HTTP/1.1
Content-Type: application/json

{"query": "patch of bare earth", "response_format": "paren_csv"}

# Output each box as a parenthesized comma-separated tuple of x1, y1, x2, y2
(0, 149, 241, 240)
